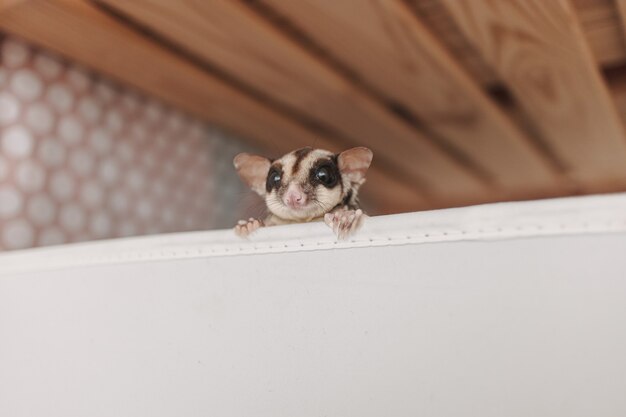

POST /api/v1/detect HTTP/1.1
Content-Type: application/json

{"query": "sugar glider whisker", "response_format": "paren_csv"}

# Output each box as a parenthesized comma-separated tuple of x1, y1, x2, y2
(233, 146, 373, 239)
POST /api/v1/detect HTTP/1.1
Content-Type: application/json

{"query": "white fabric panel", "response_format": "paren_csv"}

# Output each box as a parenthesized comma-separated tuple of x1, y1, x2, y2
(2, 193, 626, 416)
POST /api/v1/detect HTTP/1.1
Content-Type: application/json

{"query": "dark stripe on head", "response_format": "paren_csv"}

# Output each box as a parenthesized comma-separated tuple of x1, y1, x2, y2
(291, 147, 312, 175)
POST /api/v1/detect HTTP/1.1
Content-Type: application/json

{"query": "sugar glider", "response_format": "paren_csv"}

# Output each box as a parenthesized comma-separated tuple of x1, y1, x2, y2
(233, 146, 373, 239)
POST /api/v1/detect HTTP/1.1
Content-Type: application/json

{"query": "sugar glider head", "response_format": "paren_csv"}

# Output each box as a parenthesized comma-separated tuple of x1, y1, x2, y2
(234, 147, 373, 221)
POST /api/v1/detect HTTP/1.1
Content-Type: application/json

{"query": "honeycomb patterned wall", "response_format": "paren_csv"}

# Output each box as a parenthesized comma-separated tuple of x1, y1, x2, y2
(0, 35, 252, 251)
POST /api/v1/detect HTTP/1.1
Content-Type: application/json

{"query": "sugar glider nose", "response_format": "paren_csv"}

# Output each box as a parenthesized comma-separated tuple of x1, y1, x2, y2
(283, 184, 307, 208)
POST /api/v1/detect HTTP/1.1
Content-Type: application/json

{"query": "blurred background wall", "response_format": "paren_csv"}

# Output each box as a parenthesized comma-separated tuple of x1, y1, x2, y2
(0, 35, 252, 251)
(5, 0, 626, 251)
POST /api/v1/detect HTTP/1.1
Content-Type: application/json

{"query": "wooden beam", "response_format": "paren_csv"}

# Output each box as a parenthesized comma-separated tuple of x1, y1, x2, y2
(0, 0, 29, 11)
(443, 0, 626, 190)
(410, 0, 626, 87)
(0, 0, 426, 212)
(615, 0, 626, 43)
(574, 0, 626, 67)
(0, 1, 304, 155)
(259, 0, 561, 194)
(97, 0, 489, 201)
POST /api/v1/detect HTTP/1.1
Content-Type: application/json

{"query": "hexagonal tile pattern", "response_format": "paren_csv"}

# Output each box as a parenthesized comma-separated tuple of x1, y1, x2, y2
(0, 35, 252, 251)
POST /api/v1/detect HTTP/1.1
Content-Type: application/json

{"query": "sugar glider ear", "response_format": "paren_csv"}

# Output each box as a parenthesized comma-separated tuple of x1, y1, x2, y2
(233, 153, 271, 196)
(337, 147, 373, 185)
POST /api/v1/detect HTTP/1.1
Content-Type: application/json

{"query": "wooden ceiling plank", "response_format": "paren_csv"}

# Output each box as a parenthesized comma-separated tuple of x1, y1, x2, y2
(0, 0, 426, 212)
(97, 0, 489, 201)
(406, 0, 501, 88)
(260, 0, 561, 194)
(0, 0, 29, 11)
(615, 0, 626, 40)
(574, 0, 626, 67)
(563, 0, 626, 67)
(410, 0, 626, 88)
(443, 0, 626, 190)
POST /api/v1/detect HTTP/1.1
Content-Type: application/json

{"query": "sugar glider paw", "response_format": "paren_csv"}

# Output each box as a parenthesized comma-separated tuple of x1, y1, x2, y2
(324, 209, 365, 240)
(234, 218, 264, 238)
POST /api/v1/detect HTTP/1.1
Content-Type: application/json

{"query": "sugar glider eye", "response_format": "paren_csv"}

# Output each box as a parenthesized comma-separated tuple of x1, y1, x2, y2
(267, 169, 282, 188)
(315, 165, 337, 187)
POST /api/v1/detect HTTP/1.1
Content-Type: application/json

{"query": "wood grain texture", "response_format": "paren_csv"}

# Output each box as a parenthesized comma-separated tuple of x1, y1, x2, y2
(0, 0, 28, 11)
(0, 0, 427, 213)
(616, 0, 626, 41)
(98, 0, 489, 201)
(260, 0, 561, 193)
(608, 74, 626, 129)
(444, 0, 626, 189)
(409, 0, 626, 88)
(575, 0, 626, 67)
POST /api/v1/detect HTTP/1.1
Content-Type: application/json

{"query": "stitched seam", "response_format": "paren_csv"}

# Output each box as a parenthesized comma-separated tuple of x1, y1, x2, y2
(4, 218, 626, 274)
